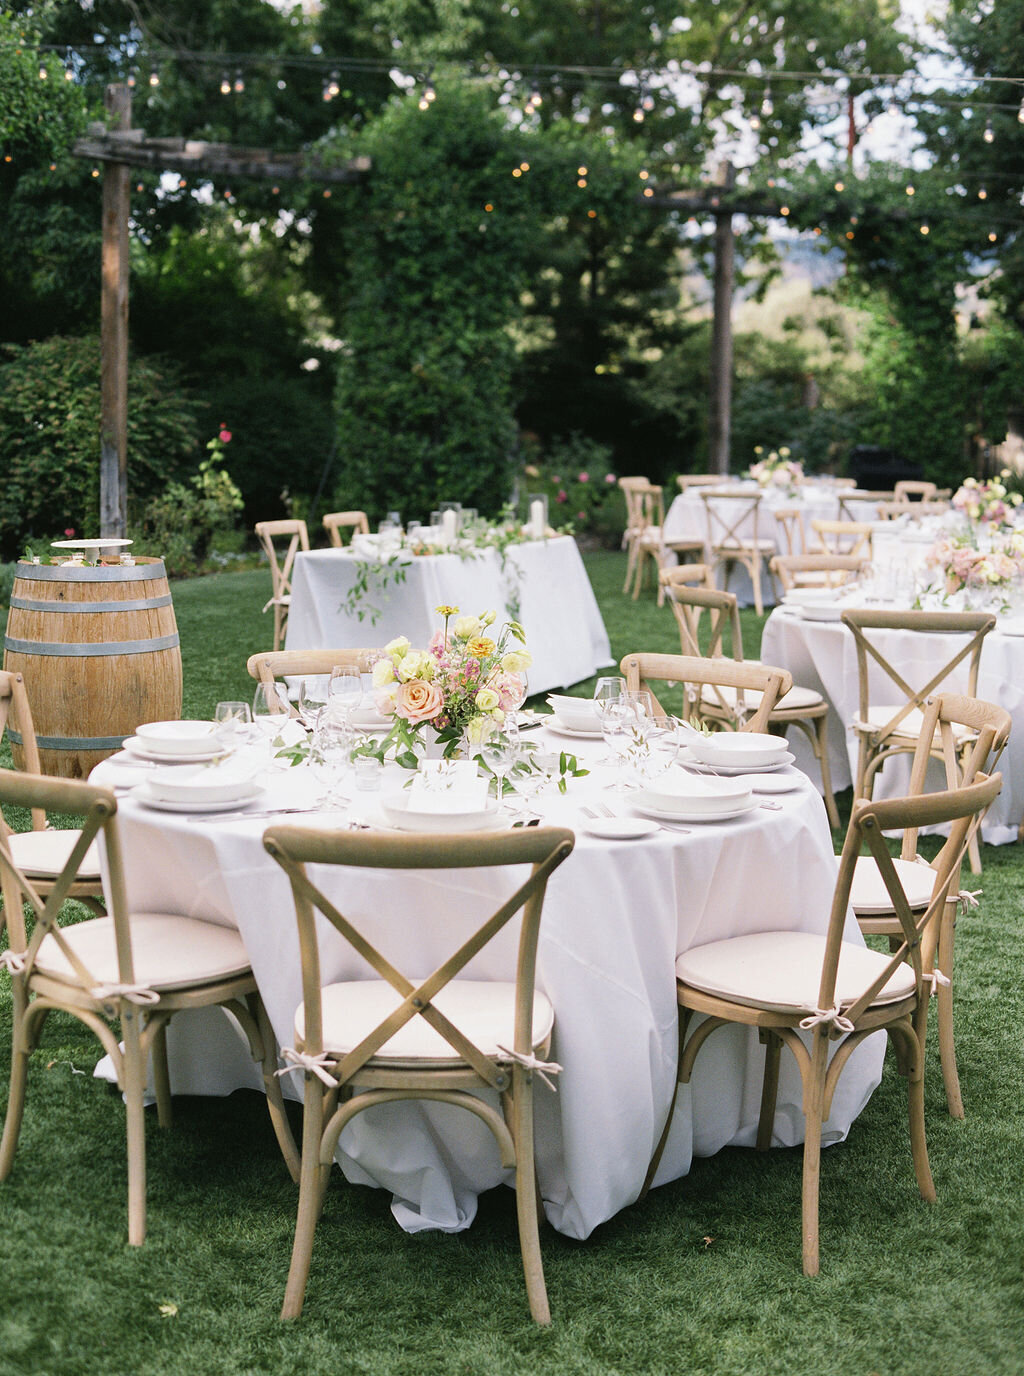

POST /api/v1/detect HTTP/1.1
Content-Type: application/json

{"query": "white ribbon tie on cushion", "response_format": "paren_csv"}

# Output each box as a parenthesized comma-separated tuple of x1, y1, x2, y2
(496, 1045, 563, 1091)
(922, 968, 952, 996)
(90, 983, 160, 1006)
(276, 1046, 338, 1088)
(0, 951, 26, 974)
(798, 1005, 855, 1034)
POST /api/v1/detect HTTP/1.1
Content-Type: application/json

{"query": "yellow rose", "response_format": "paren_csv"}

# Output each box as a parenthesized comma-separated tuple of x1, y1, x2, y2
(371, 659, 395, 687)
(475, 687, 500, 712)
(385, 635, 410, 660)
(466, 636, 495, 659)
(501, 649, 532, 673)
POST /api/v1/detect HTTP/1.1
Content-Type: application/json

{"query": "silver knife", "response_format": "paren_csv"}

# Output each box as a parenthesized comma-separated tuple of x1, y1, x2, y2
(185, 805, 327, 824)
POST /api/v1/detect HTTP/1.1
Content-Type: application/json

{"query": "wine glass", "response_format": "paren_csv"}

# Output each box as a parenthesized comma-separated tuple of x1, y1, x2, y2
(297, 677, 328, 730)
(593, 676, 625, 712)
(478, 720, 521, 806)
(309, 715, 352, 808)
(507, 670, 529, 715)
(327, 665, 362, 723)
(213, 700, 251, 748)
(514, 748, 556, 822)
(600, 697, 634, 772)
(252, 682, 290, 746)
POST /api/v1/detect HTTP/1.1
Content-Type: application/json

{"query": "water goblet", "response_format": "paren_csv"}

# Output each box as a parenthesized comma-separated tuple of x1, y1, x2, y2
(478, 720, 521, 807)
(309, 716, 353, 809)
(593, 676, 625, 712)
(327, 665, 362, 723)
(252, 682, 290, 747)
(297, 677, 328, 730)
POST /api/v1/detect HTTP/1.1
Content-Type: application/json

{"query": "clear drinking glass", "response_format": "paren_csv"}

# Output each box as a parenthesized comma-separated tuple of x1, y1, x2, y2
(327, 665, 362, 722)
(252, 682, 290, 741)
(593, 676, 625, 712)
(478, 720, 521, 805)
(297, 677, 328, 730)
(309, 716, 352, 808)
(214, 700, 251, 748)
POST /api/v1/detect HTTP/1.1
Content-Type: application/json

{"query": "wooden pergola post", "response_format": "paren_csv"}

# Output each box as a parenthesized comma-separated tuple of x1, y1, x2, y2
(708, 161, 736, 478)
(99, 83, 131, 538)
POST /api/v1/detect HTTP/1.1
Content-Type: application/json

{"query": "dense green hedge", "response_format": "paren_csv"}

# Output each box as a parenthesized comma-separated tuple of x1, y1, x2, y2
(0, 336, 201, 558)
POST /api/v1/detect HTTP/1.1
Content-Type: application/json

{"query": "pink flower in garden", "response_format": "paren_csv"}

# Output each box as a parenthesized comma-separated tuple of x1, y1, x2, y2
(64, 527, 75, 537)
(605, 473, 617, 485)
(577, 511, 587, 520)
(578, 471, 590, 483)
(218, 428, 232, 443)
(556, 489, 568, 503)
(552, 476, 562, 485)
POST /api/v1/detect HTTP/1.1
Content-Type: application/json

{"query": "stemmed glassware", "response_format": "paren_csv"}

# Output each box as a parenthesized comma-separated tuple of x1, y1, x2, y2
(309, 715, 352, 809)
(252, 682, 290, 745)
(593, 676, 625, 712)
(327, 665, 362, 723)
(297, 678, 328, 730)
(478, 720, 521, 807)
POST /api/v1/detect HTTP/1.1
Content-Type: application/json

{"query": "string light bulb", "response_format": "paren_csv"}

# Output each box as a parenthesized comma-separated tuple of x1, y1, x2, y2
(1018, 92, 1024, 124)
(761, 85, 773, 117)
(418, 79, 435, 111)
(905, 183, 915, 196)
(989, 231, 998, 242)
(148, 67, 159, 87)
(920, 222, 930, 235)
(220, 72, 231, 95)
(530, 80, 542, 108)
(983, 117, 994, 143)
(326, 70, 340, 100)
(126, 71, 136, 88)
(233, 70, 245, 93)
(978, 187, 987, 200)
(38, 61, 47, 79)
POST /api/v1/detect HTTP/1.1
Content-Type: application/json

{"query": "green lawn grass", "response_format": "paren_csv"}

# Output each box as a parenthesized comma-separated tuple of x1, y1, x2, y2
(1, 552, 1022, 1376)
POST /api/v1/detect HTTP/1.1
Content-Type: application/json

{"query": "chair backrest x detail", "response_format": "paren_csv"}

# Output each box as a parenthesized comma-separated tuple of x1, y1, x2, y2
(620, 651, 790, 732)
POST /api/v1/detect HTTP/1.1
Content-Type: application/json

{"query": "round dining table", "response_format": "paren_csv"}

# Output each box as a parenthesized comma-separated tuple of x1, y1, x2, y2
(91, 725, 884, 1241)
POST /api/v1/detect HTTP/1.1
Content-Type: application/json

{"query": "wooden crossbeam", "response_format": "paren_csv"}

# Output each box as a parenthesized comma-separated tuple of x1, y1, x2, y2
(73, 130, 370, 183)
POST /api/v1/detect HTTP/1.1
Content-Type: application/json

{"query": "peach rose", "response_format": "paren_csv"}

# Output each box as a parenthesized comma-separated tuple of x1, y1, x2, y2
(394, 679, 444, 725)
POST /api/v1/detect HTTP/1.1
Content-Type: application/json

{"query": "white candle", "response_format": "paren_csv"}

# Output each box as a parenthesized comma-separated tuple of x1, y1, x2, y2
(530, 499, 545, 538)
(441, 509, 458, 545)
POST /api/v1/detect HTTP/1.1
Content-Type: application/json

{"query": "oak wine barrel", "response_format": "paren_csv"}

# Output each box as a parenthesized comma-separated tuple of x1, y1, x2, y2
(3, 557, 182, 778)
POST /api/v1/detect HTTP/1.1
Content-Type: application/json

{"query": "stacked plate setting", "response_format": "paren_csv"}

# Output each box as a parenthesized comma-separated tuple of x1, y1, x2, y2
(125, 720, 228, 764)
(545, 695, 602, 737)
(378, 795, 503, 833)
(686, 731, 792, 771)
(781, 588, 846, 621)
(636, 770, 758, 823)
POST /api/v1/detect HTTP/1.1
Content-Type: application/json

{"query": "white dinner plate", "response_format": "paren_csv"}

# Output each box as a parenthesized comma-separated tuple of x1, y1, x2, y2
(135, 783, 264, 814)
(634, 797, 761, 824)
(731, 771, 802, 794)
(583, 817, 660, 841)
(122, 736, 232, 765)
(544, 718, 603, 739)
(675, 746, 794, 775)
(378, 796, 506, 833)
(798, 604, 846, 622)
(997, 618, 1024, 637)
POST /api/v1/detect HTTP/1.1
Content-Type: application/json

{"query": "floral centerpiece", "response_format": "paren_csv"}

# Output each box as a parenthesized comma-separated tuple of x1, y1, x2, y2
(370, 605, 532, 765)
(925, 531, 1024, 604)
(951, 474, 1023, 529)
(747, 446, 804, 490)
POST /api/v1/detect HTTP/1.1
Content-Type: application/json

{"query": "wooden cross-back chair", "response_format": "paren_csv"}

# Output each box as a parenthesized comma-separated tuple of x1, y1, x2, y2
(246, 648, 381, 718)
(322, 510, 369, 547)
(0, 671, 104, 918)
(641, 770, 1002, 1277)
(809, 518, 873, 559)
(263, 823, 575, 1324)
(838, 490, 890, 521)
(0, 772, 299, 1245)
(770, 553, 867, 593)
(658, 572, 841, 826)
(773, 507, 809, 556)
(676, 474, 721, 493)
(700, 490, 776, 616)
(840, 609, 996, 826)
(849, 692, 1010, 1119)
(893, 480, 938, 502)
(619, 479, 703, 604)
(255, 519, 310, 653)
(620, 652, 791, 734)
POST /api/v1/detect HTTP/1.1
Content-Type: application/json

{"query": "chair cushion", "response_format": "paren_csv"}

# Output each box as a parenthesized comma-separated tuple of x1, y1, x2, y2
(849, 855, 936, 916)
(34, 913, 252, 992)
(700, 682, 823, 712)
(297, 979, 555, 1066)
(9, 829, 102, 879)
(676, 930, 916, 1015)
(851, 707, 973, 742)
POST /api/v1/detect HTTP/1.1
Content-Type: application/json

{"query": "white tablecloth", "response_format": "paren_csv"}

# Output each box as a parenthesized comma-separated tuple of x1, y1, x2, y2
(662, 484, 882, 606)
(283, 537, 613, 695)
(92, 732, 883, 1240)
(761, 607, 1023, 844)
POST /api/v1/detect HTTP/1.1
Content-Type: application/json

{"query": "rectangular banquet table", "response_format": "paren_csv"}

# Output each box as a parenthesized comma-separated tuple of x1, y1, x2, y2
(284, 536, 613, 696)
(761, 603, 1024, 844)
(91, 729, 884, 1241)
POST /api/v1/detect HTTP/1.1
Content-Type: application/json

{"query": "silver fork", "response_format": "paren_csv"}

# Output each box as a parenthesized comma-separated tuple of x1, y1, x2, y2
(581, 803, 690, 835)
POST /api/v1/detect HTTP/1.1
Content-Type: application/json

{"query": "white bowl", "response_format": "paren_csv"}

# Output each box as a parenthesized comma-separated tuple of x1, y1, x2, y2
(546, 695, 600, 730)
(146, 762, 260, 804)
(135, 720, 221, 756)
(379, 795, 502, 833)
(350, 702, 391, 728)
(688, 732, 789, 768)
(782, 588, 835, 606)
(639, 770, 753, 816)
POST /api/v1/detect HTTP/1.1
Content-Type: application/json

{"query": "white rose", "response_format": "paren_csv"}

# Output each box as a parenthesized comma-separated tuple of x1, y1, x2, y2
(384, 635, 410, 659)
(372, 659, 395, 687)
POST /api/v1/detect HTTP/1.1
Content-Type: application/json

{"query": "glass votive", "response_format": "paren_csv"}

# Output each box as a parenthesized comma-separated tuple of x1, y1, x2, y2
(354, 755, 383, 791)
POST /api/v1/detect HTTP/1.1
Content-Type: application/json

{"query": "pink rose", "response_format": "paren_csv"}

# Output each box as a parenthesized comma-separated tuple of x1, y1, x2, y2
(605, 473, 617, 485)
(394, 679, 444, 725)
(556, 489, 568, 503)
(552, 475, 562, 485)
(218, 428, 232, 443)
(578, 471, 590, 483)
(64, 527, 75, 537)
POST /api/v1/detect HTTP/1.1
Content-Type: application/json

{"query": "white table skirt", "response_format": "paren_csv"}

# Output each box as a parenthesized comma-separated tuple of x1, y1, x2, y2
(662, 485, 882, 606)
(283, 537, 613, 695)
(91, 735, 883, 1241)
(761, 607, 1024, 844)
